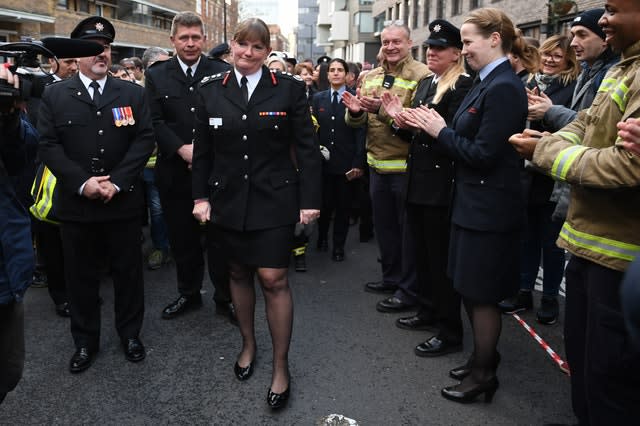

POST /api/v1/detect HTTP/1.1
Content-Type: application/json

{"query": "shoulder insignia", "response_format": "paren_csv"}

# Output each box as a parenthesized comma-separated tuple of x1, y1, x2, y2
(201, 71, 229, 86)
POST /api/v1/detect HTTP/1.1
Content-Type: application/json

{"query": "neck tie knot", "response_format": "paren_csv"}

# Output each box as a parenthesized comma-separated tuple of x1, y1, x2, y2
(90, 81, 101, 105)
(186, 67, 193, 78)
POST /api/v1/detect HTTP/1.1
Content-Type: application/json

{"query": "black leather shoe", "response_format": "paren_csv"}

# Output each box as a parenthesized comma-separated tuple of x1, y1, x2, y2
(376, 296, 416, 313)
(441, 377, 499, 403)
(216, 302, 238, 326)
(234, 360, 254, 381)
(364, 281, 397, 294)
(332, 248, 345, 262)
(55, 302, 70, 318)
(267, 385, 290, 409)
(69, 347, 95, 373)
(396, 314, 436, 331)
(123, 338, 146, 362)
(161, 294, 203, 319)
(414, 336, 462, 357)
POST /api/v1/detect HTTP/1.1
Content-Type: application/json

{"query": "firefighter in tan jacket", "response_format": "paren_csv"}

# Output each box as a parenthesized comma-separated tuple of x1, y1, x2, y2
(342, 23, 429, 313)
(509, 3, 640, 423)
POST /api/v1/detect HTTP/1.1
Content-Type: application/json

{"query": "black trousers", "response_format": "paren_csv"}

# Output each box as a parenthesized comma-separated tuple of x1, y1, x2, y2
(34, 221, 67, 305)
(60, 219, 144, 350)
(407, 203, 461, 343)
(159, 191, 230, 303)
(0, 301, 24, 397)
(564, 256, 640, 425)
(318, 173, 355, 250)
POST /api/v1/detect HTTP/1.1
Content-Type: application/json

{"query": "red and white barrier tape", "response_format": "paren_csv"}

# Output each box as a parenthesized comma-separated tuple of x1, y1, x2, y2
(511, 313, 570, 375)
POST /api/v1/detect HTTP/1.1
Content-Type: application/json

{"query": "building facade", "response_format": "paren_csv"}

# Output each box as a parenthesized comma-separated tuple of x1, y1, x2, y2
(296, 0, 324, 62)
(0, 0, 238, 62)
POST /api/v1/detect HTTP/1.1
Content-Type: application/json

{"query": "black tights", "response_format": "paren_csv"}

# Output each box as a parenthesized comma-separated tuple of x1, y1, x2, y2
(229, 262, 292, 393)
(459, 298, 501, 388)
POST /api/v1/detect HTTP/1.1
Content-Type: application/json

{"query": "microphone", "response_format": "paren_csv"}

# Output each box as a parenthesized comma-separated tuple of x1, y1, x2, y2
(0, 37, 104, 59)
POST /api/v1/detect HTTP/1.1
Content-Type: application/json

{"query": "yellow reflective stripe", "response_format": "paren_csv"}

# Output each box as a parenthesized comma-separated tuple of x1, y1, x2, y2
(292, 246, 306, 256)
(367, 153, 407, 172)
(362, 76, 418, 91)
(145, 154, 157, 168)
(551, 145, 588, 181)
(610, 80, 630, 112)
(560, 222, 640, 262)
(598, 78, 616, 93)
(556, 131, 581, 145)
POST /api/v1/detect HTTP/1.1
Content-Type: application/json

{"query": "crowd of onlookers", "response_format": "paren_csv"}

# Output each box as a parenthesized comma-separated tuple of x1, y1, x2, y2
(1, 2, 640, 422)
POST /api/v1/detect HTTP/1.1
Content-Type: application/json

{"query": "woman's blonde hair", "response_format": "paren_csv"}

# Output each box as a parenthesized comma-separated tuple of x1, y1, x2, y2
(539, 34, 580, 85)
(464, 8, 518, 54)
(432, 50, 466, 105)
(510, 29, 541, 74)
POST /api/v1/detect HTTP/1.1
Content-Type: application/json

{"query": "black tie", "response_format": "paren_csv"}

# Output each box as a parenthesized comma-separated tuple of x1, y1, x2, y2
(331, 91, 339, 114)
(90, 80, 101, 106)
(241, 76, 249, 105)
(186, 67, 193, 81)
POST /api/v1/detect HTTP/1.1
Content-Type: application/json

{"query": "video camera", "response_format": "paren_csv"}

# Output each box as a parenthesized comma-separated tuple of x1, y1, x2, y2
(0, 37, 104, 112)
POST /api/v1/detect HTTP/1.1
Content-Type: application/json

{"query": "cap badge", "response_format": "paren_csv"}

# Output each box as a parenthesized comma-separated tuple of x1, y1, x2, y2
(574, 17, 582, 22)
(95, 22, 104, 32)
(433, 24, 442, 33)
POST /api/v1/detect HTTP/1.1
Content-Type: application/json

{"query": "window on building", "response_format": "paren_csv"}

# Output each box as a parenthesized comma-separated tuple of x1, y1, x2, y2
(470, 0, 480, 9)
(452, 0, 462, 15)
(436, 0, 444, 18)
(394, 3, 400, 20)
(411, 0, 418, 29)
(75, 0, 90, 13)
(57, 0, 68, 8)
(403, 0, 409, 27)
(422, 0, 430, 26)
(374, 12, 385, 33)
(354, 11, 374, 33)
(359, 0, 373, 4)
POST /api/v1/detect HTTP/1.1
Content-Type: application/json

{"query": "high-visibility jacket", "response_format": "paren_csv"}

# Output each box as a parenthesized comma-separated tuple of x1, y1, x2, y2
(346, 56, 429, 173)
(532, 40, 640, 272)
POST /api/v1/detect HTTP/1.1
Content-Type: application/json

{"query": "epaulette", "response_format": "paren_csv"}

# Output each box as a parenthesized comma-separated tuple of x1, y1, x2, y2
(201, 71, 229, 86)
(272, 69, 304, 85)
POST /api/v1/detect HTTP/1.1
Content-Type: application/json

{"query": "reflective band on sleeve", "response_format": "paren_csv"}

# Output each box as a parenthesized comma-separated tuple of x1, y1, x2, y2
(550, 145, 588, 181)
(362, 76, 418, 91)
(292, 246, 306, 256)
(367, 153, 407, 172)
(556, 131, 582, 145)
(560, 222, 640, 262)
(611, 80, 630, 113)
(598, 78, 616, 93)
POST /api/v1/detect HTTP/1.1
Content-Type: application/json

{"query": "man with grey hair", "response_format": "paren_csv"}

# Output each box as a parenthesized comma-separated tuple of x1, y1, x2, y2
(145, 11, 234, 321)
(142, 47, 170, 70)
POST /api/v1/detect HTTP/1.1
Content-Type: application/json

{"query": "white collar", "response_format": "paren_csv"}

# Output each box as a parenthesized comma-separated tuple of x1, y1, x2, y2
(177, 55, 202, 76)
(78, 72, 107, 91)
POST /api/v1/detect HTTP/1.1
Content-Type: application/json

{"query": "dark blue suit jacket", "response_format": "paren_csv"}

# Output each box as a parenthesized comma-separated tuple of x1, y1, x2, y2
(311, 88, 365, 175)
(436, 60, 527, 232)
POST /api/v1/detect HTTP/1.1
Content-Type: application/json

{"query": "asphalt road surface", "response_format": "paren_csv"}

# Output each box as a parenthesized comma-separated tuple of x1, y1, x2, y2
(0, 229, 575, 425)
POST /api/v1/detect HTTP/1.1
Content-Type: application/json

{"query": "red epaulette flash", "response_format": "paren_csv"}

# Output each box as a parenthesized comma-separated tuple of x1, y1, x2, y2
(270, 70, 278, 86)
(222, 71, 231, 86)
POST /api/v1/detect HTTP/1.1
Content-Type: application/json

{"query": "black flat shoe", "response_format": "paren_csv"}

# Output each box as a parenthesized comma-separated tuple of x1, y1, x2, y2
(441, 377, 499, 404)
(162, 294, 203, 319)
(55, 302, 71, 318)
(234, 360, 254, 381)
(414, 336, 462, 357)
(449, 352, 501, 380)
(396, 314, 436, 331)
(123, 338, 146, 362)
(267, 385, 290, 409)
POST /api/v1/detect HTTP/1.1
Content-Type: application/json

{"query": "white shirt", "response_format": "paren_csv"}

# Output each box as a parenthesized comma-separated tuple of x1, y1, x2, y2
(233, 67, 262, 100)
(78, 71, 106, 98)
(177, 55, 201, 77)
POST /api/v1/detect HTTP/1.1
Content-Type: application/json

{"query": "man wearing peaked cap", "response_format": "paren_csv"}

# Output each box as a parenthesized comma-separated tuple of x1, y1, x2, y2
(38, 15, 155, 373)
(70, 16, 115, 43)
(424, 19, 462, 50)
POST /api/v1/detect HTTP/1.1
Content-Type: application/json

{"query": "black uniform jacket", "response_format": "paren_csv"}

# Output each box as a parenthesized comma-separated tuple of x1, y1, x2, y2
(192, 67, 322, 231)
(400, 73, 473, 206)
(37, 74, 155, 222)
(145, 55, 231, 196)
(436, 61, 527, 232)
(311, 88, 365, 175)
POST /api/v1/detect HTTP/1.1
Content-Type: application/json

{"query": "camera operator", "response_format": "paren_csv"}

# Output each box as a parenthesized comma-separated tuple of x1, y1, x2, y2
(0, 66, 35, 405)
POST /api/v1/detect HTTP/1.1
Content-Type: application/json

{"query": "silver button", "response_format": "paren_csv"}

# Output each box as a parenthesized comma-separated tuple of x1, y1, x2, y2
(242, 135, 247, 141)
(214, 181, 219, 186)
(243, 174, 248, 180)
(189, 87, 194, 92)
(77, 91, 82, 96)
(331, 128, 335, 132)
(192, 128, 196, 134)
(243, 155, 248, 160)
(435, 164, 440, 169)
(331, 116, 335, 120)
(98, 130, 104, 136)
(97, 111, 102, 117)
(480, 180, 485, 184)
(331, 142, 334, 145)
(67, 120, 72, 124)
(242, 114, 247, 120)
(100, 148, 105, 154)
(99, 168, 105, 172)
(165, 95, 169, 99)
(190, 107, 195, 112)
(274, 125, 279, 130)
(191, 139, 195, 143)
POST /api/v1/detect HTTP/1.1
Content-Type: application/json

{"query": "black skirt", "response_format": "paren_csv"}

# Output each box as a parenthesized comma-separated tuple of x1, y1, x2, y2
(211, 224, 295, 268)
(448, 224, 520, 304)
